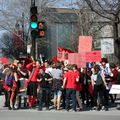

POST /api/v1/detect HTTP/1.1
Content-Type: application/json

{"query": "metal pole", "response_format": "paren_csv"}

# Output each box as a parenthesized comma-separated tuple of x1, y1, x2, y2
(31, 0, 36, 59)
(31, 0, 35, 6)
(22, 12, 25, 53)
(32, 36, 36, 59)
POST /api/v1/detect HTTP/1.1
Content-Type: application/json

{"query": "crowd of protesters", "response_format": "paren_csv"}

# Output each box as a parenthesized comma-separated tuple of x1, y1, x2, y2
(0, 56, 120, 112)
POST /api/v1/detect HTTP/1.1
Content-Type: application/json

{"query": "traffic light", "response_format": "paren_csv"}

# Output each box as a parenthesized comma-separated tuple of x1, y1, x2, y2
(30, 6, 38, 37)
(38, 21, 46, 38)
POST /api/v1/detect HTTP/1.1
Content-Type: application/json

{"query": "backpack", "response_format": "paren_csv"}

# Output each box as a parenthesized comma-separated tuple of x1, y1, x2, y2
(96, 72, 103, 86)
(6, 74, 14, 86)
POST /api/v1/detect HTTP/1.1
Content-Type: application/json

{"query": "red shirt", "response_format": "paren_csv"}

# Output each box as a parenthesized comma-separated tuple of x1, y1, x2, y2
(26, 62, 35, 72)
(26, 62, 45, 82)
(30, 67, 39, 82)
(64, 70, 77, 89)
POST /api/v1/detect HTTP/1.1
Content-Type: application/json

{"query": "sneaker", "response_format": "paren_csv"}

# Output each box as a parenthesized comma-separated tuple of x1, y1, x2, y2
(79, 108, 83, 111)
(101, 106, 105, 111)
(65, 109, 69, 112)
(105, 107, 109, 111)
(96, 106, 100, 111)
(46, 107, 50, 110)
(8, 107, 12, 110)
(101, 106, 109, 111)
(71, 110, 76, 112)
(92, 107, 96, 110)
(13, 107, 18, 110)
(38, 108, 42, 111)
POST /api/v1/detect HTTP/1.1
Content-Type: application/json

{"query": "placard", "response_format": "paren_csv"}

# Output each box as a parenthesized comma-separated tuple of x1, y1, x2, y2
(78, 36, 92, 53)
(68, 53, 86, 68)
(86, 51, 101, 62)
(57, 47, 74, 61)
(109, 85, 120, 94)
(101, 38, 114, 54)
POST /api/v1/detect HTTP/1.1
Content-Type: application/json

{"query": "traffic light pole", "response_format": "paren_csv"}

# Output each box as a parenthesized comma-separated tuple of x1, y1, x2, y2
(32, 36, 36, 59)
(31, 0, 35, 6)
(31, 0, 36, 60)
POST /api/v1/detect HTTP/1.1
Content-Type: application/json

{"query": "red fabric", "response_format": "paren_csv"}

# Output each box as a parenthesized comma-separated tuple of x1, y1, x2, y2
(3, 83, 9, 91)
(52, 56, 59, 63)
(25, 79, 29, 88)
(52, 47, 74, 62)
(12, 81, 17, 91)
(64, 70, 77, 89)
(26, 62, 45, 82)
(88, 84, 94, 96)
(26, 62, 35, 72)
(30, 67, 39, 82)
(24, 56, 33, 68)
(10, 81, 18, 104)
(76, 82, 82, 91)
(74, 71, 82, 91)
(3, 80, 17, 92)
(28, 96, 36, 108)
(40, 65, 45, 71)
(58, 47, 74, 53)
(111, 68, 118, 84)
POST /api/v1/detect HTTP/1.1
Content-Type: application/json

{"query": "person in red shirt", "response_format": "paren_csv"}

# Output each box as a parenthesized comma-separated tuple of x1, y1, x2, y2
(26, 60, 41, 109)
(73, 64, 83, 111)
(62, 64, 79, 112)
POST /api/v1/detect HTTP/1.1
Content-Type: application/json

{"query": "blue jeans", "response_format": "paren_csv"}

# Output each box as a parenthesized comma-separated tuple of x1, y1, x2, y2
(54, 90, 62, 97)
(65, 88, 76, 111)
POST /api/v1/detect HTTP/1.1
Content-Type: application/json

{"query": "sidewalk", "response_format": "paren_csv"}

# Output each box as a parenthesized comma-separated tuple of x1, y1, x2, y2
(0, 94, 120, 111)
(0, 95, 5, 108)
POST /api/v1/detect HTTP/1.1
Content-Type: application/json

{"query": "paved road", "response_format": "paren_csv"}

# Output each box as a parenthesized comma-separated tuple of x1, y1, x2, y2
(0, 95, 120, 120)
(0, 109, 120, 120)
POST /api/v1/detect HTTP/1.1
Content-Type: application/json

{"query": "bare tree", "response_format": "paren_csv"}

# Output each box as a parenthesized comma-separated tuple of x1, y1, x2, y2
(0, 32, 16, 58)
(0, 0, 60, 32)
(58, 0, 108, 53)
(0, 0, 60, 58)
(81, 0, 120, 63)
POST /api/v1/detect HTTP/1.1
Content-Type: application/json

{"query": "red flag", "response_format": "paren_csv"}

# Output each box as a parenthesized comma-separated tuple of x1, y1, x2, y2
(57, 47, 74, 61)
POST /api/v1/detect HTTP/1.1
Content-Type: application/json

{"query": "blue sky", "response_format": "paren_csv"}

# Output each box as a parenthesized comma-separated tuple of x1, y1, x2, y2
(54, 0, 77, 8)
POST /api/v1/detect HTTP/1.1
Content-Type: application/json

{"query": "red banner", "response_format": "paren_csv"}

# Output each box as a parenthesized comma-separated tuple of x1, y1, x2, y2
(68, 53, 86, 68)
(86, 51, 101, 62)
(57, 47, 74, 61)
(78, 36, 92, 53)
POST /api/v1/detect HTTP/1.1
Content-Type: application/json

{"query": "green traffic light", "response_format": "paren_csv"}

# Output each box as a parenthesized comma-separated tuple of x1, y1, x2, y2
(31, 22, 38, 29)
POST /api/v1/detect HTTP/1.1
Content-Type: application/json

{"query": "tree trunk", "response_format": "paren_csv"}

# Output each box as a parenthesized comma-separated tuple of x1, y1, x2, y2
(113, 21, 120, 63)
